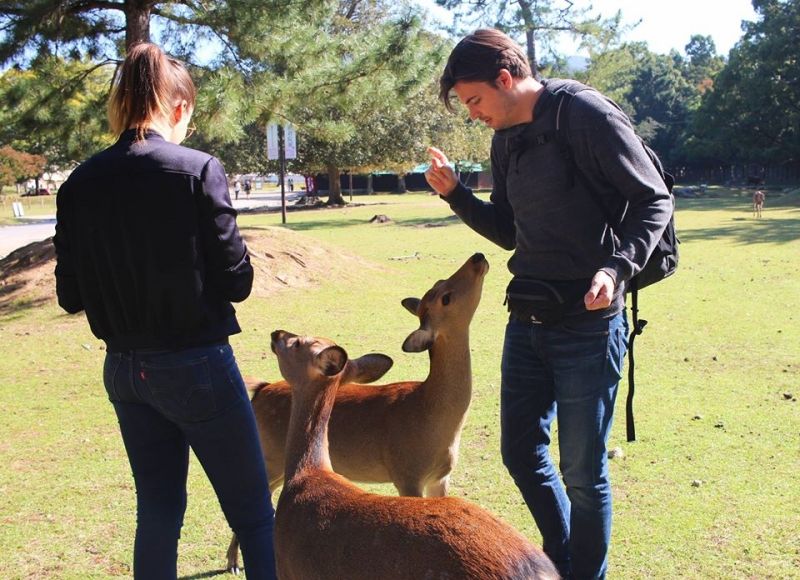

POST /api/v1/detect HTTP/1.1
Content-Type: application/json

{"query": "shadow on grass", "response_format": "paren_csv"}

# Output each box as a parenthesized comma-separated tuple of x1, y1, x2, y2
(0, 292, 50, 324)
(395, 215, 461, 228)
(677, 195, 751, 212)
(241, 214, 461, 232)
(242, 217, 368, 232)
(679, 215, 800, 245)
(179, 570, 229, 580)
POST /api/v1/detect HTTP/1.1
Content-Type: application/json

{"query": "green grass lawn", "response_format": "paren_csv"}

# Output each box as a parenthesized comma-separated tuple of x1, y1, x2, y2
(0, 183, 290, 226)
(0, 194, 57, 226)
(1, 187, 798, 579)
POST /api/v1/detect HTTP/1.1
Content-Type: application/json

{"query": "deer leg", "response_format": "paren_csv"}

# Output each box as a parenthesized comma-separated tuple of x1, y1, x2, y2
(394, 480, 425, 497)
(225, 477, 279, 574)
(425, 475, 450, 497)
(268, 475, 283, 497)
(226, 533, 241, 574)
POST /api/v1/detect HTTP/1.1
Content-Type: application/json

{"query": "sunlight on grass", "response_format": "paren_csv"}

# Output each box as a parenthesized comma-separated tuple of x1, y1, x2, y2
(1, 189, 798, 578)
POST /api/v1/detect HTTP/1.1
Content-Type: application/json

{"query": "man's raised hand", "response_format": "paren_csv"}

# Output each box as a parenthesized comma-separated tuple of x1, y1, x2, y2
(428, 146, 449, 168)
(425, 146, 458, 197)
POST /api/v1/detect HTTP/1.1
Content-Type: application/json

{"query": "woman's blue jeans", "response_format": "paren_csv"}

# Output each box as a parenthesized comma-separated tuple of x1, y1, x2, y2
(103, 343, 277, 580)
(500, 311, 628, 580)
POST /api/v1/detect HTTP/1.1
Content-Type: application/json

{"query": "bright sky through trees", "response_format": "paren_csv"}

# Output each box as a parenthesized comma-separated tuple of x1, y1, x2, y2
(415, 0, 759, 56)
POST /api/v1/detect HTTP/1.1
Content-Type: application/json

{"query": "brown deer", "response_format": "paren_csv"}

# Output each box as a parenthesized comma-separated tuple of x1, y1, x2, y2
(753, 189, 765, 218)
(226, 253, 489, 572)
(271, 328, 559, 580)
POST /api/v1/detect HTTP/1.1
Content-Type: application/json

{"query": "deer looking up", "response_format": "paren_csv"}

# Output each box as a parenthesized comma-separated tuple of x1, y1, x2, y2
(226, 253, 489, 573)
(271, 329, 560, 580)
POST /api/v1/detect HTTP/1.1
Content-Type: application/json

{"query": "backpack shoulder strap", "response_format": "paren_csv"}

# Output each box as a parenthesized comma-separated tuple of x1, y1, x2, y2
(501, 127, 557, 177)
(501, 82, 586, 175)
(553, 87, 622, 228)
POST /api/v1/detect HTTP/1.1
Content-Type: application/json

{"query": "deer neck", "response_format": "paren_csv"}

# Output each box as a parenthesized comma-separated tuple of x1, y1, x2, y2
(422, 328, 472, 408)
(283, 377, 337, 482)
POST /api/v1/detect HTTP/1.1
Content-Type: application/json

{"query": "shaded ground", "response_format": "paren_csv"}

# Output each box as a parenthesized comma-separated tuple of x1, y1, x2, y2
(0, 226, 380, 316)
(0, 235, 55, 314)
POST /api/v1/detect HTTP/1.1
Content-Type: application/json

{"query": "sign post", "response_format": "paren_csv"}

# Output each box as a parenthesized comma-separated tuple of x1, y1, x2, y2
(284, 123, 297, 159)
(267, 122, 297, 224)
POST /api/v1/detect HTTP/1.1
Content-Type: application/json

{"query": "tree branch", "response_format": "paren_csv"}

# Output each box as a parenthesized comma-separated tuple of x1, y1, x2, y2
(67, 1, 127, 13)
(151, 6, 203, 25)
(309, 60, 387, 92)
(49, 59, 119, 102)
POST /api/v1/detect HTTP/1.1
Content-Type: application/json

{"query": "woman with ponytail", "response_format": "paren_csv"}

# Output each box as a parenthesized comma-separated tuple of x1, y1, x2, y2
(54, 43, 277, 579)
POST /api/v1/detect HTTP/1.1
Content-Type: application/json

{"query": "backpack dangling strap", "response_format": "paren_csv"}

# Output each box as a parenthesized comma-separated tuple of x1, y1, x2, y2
(626, 282, 648, 442)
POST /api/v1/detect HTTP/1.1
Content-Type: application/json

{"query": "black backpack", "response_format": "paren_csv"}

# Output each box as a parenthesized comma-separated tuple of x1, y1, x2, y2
(509, 83, 679, 441)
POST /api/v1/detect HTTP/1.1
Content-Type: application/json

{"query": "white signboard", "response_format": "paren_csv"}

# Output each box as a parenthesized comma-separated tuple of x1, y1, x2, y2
(284, 123, 297, 159)
(267, 123, 280, 160)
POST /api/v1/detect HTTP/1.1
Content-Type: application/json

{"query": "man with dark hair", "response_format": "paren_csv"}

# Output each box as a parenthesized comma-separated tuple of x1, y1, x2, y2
(426, 28, 672, 580)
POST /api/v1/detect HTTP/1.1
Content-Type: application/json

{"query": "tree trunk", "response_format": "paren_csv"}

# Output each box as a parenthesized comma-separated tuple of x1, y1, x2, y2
(366, 174, 373, 195)
(518, 0, 539, 77)
(125, 0, 154, 50)
(348, 171, 353, 199)
(397, 173, 407, 193)
(326, 164, 345, 205)
(525, 27, 538, 77)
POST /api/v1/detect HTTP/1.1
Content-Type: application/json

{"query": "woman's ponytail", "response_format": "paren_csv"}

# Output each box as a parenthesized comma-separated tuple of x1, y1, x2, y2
(108, 43, 196, 140)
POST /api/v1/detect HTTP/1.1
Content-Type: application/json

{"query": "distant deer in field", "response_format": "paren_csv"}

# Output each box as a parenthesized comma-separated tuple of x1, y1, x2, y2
(753, 189, 765, 218)
(226, 253, 489, 573)
(270, 328, 560, 580)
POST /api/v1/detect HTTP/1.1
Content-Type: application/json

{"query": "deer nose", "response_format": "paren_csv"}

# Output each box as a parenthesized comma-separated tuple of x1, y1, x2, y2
(271, 330, 288, 352)
(471, 253, 485, 264)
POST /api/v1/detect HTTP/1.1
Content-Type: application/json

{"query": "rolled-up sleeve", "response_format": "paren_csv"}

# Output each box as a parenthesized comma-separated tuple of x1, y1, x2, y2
(197, 157, 254, 303)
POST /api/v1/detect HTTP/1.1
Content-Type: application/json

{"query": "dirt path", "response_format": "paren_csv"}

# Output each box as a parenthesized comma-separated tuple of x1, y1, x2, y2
(0, 221, 56, 260)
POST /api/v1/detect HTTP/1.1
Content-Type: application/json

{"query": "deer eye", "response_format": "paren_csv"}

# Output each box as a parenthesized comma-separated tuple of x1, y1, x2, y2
(442, 293, 452, 306)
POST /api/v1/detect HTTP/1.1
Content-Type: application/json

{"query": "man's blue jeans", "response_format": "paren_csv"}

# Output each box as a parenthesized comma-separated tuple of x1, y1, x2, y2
(500, 311, 628, 580)
(103, 343, 277, 580)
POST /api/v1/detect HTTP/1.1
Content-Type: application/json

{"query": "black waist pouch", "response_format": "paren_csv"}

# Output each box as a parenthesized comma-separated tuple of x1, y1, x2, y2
(505, 278, 590, 325)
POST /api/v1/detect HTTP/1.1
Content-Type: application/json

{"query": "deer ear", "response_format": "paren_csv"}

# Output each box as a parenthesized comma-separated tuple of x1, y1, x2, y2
(402, 328, 434, 353)
(347, 353, 393, 384)
(316, 346, 348, 377)
(401, 297, 420, 315)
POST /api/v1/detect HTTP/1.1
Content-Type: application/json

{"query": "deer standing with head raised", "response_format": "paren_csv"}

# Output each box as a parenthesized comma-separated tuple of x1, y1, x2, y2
(270, 328, 559, 580)
(226, 253, 490, 572)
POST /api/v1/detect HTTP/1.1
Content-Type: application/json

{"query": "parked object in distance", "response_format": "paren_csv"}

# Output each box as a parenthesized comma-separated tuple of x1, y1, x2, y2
(22, 188, 51, 196)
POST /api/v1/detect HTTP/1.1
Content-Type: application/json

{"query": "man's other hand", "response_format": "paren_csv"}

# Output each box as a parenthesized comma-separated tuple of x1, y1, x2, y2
(584, 270, 616, 311)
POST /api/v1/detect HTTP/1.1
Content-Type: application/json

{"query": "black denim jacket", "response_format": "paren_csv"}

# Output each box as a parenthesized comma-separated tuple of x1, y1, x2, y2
(54, 130, 253, 351)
